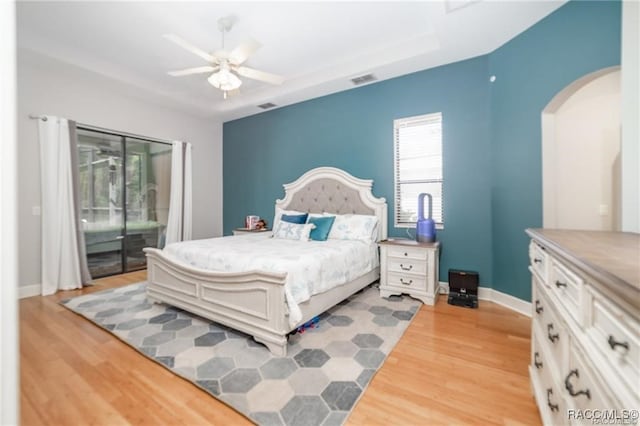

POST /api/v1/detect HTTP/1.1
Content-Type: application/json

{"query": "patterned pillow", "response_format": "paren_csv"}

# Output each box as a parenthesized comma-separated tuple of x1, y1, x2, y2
(273, 221, 316, 241)
(327, 214, 379, 242)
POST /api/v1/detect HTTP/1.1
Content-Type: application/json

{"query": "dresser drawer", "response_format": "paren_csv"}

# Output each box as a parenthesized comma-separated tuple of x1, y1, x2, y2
(549, 259, 582, 323)
(564, 344, 615, 415)
(386, 245, 427, 261)
(529, 241, 549, 282)
(534, 285, 569, 377)
(387, 272, 427, 292)
(586, 287, 639, 396)
(387, 257, 426, 275)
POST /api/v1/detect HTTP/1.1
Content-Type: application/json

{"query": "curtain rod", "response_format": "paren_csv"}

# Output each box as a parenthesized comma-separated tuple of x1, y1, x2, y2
(28, 114, 174, 146)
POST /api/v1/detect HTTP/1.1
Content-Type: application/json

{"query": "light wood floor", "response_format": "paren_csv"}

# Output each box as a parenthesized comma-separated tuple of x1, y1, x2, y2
(20, 271, 541, 425)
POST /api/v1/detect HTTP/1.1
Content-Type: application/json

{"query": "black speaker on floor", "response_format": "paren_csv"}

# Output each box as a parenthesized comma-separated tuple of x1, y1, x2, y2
(448, 269, 479, 308)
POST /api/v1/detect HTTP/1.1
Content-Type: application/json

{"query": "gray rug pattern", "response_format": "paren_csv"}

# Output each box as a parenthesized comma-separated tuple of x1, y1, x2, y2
(62, 282, 420, 426)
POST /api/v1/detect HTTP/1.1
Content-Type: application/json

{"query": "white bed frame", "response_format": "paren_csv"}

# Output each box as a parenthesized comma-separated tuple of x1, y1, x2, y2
(144, 167, 387, 355)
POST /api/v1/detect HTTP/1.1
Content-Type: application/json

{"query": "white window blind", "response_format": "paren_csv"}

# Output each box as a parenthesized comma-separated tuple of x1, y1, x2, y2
(393, 112, 443, 227)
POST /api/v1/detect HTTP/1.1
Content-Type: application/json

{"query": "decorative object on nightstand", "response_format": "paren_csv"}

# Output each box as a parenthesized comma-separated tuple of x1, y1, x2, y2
(379, 238, 440, 304)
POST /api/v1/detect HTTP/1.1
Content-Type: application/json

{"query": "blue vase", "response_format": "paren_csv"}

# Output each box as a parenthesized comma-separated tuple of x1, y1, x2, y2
(416, 193, 436, 243)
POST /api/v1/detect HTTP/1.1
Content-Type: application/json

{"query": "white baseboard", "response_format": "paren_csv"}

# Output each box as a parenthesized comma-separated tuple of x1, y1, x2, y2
(18, 284, 41, 299)
(439, 282, 531, 317)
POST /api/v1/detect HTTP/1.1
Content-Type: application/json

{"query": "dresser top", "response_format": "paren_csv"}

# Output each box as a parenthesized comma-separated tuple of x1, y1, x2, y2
(526, 229, 639, 292)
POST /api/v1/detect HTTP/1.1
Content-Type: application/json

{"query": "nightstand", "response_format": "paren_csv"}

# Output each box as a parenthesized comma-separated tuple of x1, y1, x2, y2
(232, 228, 271, 236)
(378, 239, 440, 305)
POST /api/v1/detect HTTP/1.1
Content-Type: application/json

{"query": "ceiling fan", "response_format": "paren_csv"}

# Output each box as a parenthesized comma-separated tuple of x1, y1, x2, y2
(165, 16, 284, 99)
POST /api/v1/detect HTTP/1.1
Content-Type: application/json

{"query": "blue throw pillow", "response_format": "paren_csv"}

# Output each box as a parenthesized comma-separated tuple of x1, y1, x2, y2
(308, 216, 336, 241)
(281, 213, 308, 224)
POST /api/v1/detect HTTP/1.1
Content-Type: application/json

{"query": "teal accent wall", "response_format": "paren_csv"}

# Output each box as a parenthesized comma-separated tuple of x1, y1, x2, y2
(223, 1, 621, 299)
(224, 56, 493, 285)
(489, 0, 621, 300)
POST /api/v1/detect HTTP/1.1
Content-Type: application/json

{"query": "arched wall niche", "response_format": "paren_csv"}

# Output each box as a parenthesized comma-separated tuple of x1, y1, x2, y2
(541, 66, 621, 231)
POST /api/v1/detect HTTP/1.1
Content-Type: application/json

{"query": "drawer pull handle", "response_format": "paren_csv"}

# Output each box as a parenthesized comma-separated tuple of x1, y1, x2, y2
(400, 278, 413, 286)
(534, 258, 543, 264)
(535, 300, 543, 314)
(534, 352, 543, 369)
(547, 324, 559, 343)
(546, 388, 559, 412)
(555, 280, 567, 288)
(404, 252, 408, 257)
(564, 370, 591, 400)
(400, 264, 413, 271)
(607, 335, 630, 352)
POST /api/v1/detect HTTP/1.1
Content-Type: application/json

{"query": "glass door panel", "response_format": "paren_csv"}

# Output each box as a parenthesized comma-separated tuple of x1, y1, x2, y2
(123, 138, 172, 271)
(77, 130, 125, 278)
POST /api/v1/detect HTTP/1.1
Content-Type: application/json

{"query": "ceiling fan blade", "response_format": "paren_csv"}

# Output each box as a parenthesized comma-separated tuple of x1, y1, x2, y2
(229, 38, 261, 65)
(235, 66, 284, 85)
(168, 66, 216, 77)
(163, 34, 214, 63)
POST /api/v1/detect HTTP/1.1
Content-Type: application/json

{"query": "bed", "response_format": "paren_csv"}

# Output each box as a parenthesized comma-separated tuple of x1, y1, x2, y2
(143, 167, 387, 355)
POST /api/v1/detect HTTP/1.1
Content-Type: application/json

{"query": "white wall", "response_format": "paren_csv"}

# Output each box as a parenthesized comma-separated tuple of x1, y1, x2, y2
(553, 71, 621, 230)
(1, 2, 19, 423)
(621, 0, 640, 232)
(17, 49, 223, 290)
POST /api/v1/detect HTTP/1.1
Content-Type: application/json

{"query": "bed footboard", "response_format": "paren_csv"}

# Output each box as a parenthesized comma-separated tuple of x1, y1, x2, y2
(144, 248, 290, 356)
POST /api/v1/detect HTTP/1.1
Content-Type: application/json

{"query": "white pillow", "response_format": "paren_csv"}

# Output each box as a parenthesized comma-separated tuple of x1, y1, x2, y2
(273, 221, 315, 241)
(272, 207, 306, 232)
(327, 214, 379, 242)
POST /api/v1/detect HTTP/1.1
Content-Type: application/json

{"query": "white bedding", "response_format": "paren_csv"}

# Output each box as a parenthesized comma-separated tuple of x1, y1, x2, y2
(163, 234, 379, 327)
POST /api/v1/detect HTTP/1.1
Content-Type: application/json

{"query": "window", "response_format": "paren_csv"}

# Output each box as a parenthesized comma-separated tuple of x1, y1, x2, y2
(393, 112, 443, 228)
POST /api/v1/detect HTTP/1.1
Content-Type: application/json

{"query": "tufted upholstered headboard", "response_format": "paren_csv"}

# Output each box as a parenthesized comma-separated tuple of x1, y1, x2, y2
(275, 167, 387, 241)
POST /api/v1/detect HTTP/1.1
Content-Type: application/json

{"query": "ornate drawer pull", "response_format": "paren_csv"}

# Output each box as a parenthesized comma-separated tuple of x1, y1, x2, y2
(535, 300, 543, 314)
(555, 280, 567, 288)
(400, 264, 413, 271)
(608, 335, 630, 352)
(400, 278, 413, 285)
(547, 324, 559, 343)
(534, 352, 543, 369)
(564, 369, 591, 399)
(546, 388, 559, 412)
(534, 258, 543, 264)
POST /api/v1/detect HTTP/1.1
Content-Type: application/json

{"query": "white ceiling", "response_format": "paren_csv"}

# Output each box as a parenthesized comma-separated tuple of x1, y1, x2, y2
(17, 1, 565, 122)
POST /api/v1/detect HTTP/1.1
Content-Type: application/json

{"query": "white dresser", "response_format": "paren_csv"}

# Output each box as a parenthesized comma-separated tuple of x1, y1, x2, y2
(526, 229, 639, 425)
(379, 239, 440, 305)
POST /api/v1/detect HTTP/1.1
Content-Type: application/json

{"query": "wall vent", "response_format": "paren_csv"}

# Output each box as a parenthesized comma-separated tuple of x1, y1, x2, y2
(351, 74, 377, 85)
(257, 102, 277, 110)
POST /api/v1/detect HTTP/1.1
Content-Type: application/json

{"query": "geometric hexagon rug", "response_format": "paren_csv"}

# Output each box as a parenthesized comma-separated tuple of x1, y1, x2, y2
(61, 282, 420, 426)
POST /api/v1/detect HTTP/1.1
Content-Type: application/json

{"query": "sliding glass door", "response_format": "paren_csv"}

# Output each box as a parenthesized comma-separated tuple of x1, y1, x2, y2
(77, 129, 172, 278)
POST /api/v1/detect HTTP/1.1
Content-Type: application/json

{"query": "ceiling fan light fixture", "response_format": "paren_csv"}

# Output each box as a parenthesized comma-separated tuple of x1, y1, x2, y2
(208, 69, 242, 91)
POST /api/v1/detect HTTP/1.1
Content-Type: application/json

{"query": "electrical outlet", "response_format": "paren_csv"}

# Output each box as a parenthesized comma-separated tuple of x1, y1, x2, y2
(599, 204, 609, 216)
(32, 206, 41, 216)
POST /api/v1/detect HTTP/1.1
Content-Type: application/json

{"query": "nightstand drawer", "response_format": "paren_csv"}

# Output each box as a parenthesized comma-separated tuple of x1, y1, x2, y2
(387, 246, 427, 261)
(387, 272, 427, 291)
(387, 257, 426, 275)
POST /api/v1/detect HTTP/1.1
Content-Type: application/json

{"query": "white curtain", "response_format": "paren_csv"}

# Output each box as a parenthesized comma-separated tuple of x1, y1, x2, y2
(165, 141, 192, 245)
(38, 116, 84, 295)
